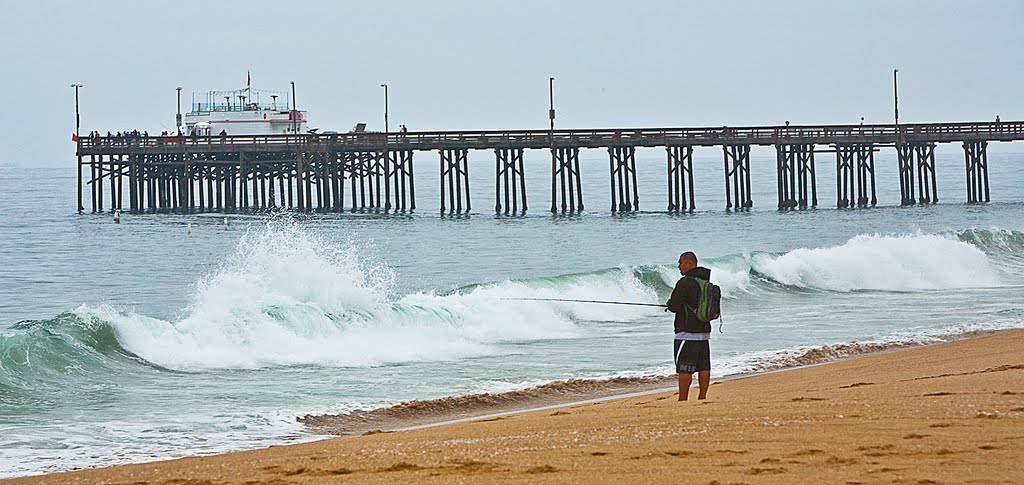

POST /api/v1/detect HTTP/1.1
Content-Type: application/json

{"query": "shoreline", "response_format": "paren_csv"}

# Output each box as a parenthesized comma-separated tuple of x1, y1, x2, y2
(7, 328, 1023, 483)
(299, 329, 988, 437)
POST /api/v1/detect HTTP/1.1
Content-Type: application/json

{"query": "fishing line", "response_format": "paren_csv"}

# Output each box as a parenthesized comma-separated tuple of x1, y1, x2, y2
(500, 298, 666, 307)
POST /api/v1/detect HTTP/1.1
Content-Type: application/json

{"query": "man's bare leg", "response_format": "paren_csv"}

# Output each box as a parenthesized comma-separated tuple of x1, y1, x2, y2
(696, 370, 710, 399)
(677, 373, 692, 401)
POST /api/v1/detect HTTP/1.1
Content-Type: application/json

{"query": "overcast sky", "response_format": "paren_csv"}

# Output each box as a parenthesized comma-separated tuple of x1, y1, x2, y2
(1, 0, 1021, 166)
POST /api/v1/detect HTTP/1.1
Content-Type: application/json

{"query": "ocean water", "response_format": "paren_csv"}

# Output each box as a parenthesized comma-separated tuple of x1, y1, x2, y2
(1, 145, 1023, 477)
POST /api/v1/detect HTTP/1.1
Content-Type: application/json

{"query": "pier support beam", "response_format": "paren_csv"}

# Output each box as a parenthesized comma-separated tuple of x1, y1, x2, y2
(343, 151, 385, 211)
(90, 156, 97, 212)
(97, 155, 105, 212)
(666, 145, 695, 212)
(964, 140, 990, 203)
(387, 149, 415, 211)
(775, 143, 817, 210)
(897, 142, 938, 205)
(608, 146, 639, 212)
(550, 147, 583, 213)
(835, 144, 877, 208)
(440, 149, 471, 214)
(324, 153, 339, 211)
(368, 151, 387, 210)
(723, 144, 753, 210)
(495, 148, 526, 214)
(77, 155, 84, 213)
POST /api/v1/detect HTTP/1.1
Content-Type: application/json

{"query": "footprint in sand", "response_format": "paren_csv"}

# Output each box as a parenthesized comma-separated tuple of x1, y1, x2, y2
(379, 462, 423, 472)
(858, 444, 897, 457)
(525, 465, 558, 473)
(826, 456, 857, 465)
(839, 382, 874, 389)
(450, 460, 496, 472)
(791, 449, 825, 456)
(903, 433, 929, 439)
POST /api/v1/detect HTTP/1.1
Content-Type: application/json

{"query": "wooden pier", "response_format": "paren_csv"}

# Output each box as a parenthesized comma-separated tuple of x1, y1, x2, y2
(75, 121, 1024, 214)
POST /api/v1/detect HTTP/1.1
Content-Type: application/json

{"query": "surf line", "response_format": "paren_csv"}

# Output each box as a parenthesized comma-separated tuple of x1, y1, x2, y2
(501, 298, 666, 308)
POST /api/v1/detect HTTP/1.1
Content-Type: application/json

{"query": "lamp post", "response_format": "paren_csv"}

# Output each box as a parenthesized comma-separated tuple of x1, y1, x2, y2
(291, 81, 297, 135)
(380, 83, 389, 133)
(893, 68, 899, 128)
(176, 87, 182, 133)
(71, 83, 82, 138)
(548, 77, 555, 131)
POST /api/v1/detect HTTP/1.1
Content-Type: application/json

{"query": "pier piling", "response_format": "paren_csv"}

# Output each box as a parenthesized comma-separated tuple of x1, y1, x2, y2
(495, 148, 526, 214)
(608, 146, 639, 212)
(440, 149, 470, 214)
(550, 147, 583, 213)
(723, 144, 753, 210)
(775, 143, 817, 210)
(963, 140, 990, 203)
(666, 145, 695, 212)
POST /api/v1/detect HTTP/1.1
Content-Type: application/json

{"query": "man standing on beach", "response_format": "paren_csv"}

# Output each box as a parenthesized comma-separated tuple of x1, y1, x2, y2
(666, 251, 713, 401)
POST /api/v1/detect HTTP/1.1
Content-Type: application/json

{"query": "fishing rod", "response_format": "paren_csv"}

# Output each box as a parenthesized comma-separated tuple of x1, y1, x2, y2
(501, 298, 666, 308)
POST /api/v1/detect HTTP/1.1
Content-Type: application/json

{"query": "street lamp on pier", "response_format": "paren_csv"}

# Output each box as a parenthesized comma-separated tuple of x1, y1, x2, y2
(893, 68, 899, 128)
(380, 84, 389, 133)
(291, 81, 297, 135)
(176, 87, 182, 133)
(548, 77, 555, 131)
(71, 83, 83, 138)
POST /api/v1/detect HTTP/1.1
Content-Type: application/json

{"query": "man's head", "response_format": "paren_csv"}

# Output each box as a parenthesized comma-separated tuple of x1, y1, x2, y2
(678, 251, 697, 275)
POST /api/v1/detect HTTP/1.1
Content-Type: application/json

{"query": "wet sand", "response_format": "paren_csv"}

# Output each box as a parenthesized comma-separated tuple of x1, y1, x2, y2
(8, 329, 1024, 484)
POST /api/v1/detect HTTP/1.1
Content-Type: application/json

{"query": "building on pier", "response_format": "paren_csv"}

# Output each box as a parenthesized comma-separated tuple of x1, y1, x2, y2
(185, 86, 307, 136)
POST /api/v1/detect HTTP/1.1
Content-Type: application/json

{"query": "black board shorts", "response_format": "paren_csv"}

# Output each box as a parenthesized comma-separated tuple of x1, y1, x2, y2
(673, 339, 711, 374)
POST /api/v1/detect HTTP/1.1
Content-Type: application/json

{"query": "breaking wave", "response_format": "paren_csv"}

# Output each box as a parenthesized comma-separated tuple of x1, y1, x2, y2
(2, 225, 1021, 382)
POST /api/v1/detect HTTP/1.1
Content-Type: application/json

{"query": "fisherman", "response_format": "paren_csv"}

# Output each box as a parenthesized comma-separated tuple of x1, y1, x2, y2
(665, 251, 713, 401)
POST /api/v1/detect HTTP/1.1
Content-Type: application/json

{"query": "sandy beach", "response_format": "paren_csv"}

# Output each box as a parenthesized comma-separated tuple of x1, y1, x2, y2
(8, 329, 1024, 484)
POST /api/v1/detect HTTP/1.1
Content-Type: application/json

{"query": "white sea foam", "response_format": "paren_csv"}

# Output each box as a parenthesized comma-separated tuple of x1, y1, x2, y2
(81, 223, 660, 371)
(749, 232, 1003, 291)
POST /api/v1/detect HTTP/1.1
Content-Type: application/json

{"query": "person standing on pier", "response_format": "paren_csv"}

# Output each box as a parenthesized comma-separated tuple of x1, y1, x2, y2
(666, 251, 714, 401)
